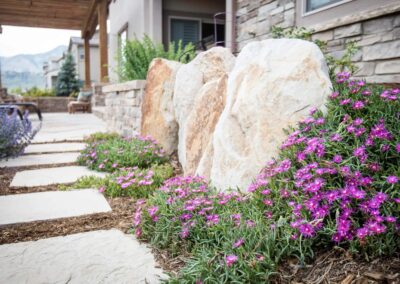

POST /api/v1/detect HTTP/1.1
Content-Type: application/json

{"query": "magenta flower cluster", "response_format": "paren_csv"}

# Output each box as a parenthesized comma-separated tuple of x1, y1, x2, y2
(249, 74, 399, 244)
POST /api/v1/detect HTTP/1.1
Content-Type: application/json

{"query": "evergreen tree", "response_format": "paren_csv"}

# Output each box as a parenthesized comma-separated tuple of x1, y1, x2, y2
(55, 53, 80, 96)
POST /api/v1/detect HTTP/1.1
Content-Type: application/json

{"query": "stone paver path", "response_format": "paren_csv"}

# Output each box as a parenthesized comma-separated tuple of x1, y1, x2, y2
(10, 166, 106, 187)
(24, 142, 86, 154)
(32, 113, 106, 143)
(0, 152, 81, 168)
(0, 189, 111, 225)
(1, 113, 165, 283)
(0, 229, 166, 284)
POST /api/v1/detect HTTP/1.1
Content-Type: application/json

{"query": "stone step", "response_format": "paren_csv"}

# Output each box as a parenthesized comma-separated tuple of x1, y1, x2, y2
(0, 229, 166, 283)
(0, 189, 111, 225)
(0, 152, 81, 168)
(24, 143, 86, 154)
(11, 166, 106, 187)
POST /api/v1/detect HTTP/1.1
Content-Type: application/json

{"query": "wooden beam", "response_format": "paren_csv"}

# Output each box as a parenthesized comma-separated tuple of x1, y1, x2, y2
(0, 15, 83, 30)
(98, 0, 108, 83)
(84, 36, 91, 88)
(82, 0, 98, 38)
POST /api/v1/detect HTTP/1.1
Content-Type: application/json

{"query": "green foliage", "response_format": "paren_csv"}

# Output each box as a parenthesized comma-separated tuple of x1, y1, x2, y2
(78, 135, 168, 172)
(55, 53, 80, 97)
(271, 26, 360, 80)
(135, 176, 313, 283)
(20, 87, 55, 97)
(116, 34, 196, 81)
(59, 163, 174, 199)
(84, 132, 120, 143)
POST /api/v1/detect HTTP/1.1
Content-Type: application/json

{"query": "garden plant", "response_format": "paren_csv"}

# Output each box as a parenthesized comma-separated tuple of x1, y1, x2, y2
(134, 73, 399, 283)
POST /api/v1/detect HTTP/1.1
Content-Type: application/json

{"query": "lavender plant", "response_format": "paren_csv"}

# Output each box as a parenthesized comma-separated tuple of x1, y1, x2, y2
(0, 108, 36, 159)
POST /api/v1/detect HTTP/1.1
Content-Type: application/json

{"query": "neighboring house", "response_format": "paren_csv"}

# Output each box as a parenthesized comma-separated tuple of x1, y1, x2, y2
(43, 56, 64, 89)
(107, 0, 399, 84)
(68, 36, 101, 85)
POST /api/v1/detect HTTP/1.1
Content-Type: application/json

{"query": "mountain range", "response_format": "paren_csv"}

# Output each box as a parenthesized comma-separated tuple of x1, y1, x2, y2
(0, 45, 67, 89)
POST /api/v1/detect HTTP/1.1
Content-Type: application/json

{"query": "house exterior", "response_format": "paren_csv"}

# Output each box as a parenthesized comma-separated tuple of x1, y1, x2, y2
(43, 56, 64, 89)
(107, 0, 400, 84)
(68, 36, 101, 85)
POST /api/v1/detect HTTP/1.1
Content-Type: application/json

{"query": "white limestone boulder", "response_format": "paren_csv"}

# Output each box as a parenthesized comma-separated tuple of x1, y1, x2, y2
(141, 59, 182, 154)
(173, 47, 235, 170)
(204, 39, 332, 190)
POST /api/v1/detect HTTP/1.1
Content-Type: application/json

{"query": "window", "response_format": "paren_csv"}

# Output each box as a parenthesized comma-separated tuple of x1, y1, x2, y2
(306, 0, 344, 12)
(170, 18, 200, 47)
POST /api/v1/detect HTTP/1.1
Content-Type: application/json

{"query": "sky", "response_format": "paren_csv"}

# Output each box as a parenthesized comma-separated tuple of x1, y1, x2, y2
(0, 26, 81, 57)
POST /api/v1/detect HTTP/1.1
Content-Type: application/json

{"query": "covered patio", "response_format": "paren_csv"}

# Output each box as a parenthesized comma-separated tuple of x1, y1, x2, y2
(0, 0, 110, 87)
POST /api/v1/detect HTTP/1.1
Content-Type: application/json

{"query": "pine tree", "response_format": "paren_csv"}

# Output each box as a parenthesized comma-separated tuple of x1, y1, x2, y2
(55, 53, 80, 96)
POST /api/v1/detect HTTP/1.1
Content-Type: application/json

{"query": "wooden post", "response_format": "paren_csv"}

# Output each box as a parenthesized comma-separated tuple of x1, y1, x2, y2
(98, 0, 108, 83)
(84, 36, 91, 89)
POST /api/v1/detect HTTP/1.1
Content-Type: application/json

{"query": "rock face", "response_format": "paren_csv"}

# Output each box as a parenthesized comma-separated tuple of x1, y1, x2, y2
(184, 75, 227, 175)
(203, 39, 332, 191)
(141, 59, 182, 154)
(173, 47, 235, 171)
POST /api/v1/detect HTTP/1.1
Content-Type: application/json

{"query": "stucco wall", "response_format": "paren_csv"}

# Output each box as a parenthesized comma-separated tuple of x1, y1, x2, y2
(235, 0, 400, 83)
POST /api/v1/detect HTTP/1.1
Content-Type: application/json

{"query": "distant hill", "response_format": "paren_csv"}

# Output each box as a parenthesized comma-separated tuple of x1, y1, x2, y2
(0, 45, 67, 89)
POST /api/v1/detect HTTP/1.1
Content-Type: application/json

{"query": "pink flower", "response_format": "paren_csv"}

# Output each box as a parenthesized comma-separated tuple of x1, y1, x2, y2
(98, 186, 106, 193)
(98, 163, 105, 169)
(233, 238, 245, 248)
(352, 101, 365, 109)
(387, 176, 398, 184)
(225, 254, 238, 266)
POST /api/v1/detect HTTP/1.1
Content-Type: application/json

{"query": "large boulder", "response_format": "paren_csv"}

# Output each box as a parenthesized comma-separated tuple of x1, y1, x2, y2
(173, 47, 235, 171)
(205, 39, 332, 190)
(183, 75, 227, 175)
(141, 58, 182, 154)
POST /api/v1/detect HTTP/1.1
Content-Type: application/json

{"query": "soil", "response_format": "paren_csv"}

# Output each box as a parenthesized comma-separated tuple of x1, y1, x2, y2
(0, 196, 136, 245)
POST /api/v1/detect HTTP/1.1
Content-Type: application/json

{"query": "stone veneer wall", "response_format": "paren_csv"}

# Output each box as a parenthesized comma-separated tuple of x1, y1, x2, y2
(235, 0, 400, 83)
(102, 80, 146, 136)
(21, 97, 71, 113)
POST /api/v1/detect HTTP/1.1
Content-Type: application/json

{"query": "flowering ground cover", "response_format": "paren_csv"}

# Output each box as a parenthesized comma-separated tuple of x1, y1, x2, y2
(134, 73, 399, 283)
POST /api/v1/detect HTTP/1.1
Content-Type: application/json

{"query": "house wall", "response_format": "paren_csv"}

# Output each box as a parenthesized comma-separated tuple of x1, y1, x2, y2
(108, 0, 162, 82)
(234, 0, 400, 83)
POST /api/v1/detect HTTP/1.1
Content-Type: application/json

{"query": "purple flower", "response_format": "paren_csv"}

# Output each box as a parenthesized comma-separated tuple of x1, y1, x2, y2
(387, 176, 398, 184)
(225, 254, 238, 266)
(298, 223, 315, 237)
(352, 101, 365, 109)
(332, 155, 342, 164)
(206, 214, 219, 226)
(233, 238, 244, 248)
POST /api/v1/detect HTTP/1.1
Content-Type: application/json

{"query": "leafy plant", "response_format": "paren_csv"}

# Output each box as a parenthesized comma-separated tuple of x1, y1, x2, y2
(60, 163, 174, 199)
(116, 34, 196, 81)
(78, 135, 168, 172)
(84, 132, 120, 143)
(272, 26, 360, 80)
(55, 53, 80, 97)
(0, 108, 36, 159)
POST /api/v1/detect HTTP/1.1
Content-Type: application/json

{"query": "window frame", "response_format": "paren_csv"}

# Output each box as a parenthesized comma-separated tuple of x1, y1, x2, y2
(302, 0, 353, 16)
(168, 16, 202, 45)
(117, 22, 128, 49)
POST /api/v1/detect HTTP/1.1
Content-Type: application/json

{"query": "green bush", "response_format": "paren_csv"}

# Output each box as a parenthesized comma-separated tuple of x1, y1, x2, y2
(78, 135, 168, 172)
(15, 87, 56, 97)
(84, 132, 120, 143)
(116, 34, 196, 81)
(60, 163, 174, 199)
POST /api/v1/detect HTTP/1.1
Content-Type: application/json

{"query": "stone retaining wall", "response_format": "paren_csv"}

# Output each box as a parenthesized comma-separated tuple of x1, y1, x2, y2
(22, 97, 71, 113)
(102, 80, 145, 136)
(235, 0, 400, 83)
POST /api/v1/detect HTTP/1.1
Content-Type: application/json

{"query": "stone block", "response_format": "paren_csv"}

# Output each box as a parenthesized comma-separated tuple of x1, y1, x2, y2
(271, 13, 284, 25)
(284, 2, 295, 10)
(363, 16, 394, 35)
(258, 2, 278, 18)
(354, 62, 375, 76)
(312, 30, 334, 42)
(375, 59, 400, 74)
(363, 40, 400, 61)
(270, 6, 284, 16)
(334, 23, 362, 39)
(364, 74, 400, 84)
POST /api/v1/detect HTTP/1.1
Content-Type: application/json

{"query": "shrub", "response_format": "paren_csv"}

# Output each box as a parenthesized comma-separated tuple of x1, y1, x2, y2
(135, 176, 312, 283)
(116, 34, 196, 81)
(0, 108, 36, 159)
(78, 135, 168, 172)
(21, 87, 55, 97)
(250, 73, 399, 257)
(60, 163, 174, 199)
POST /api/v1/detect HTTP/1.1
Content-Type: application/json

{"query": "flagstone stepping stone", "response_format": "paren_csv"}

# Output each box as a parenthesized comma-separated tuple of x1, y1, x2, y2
(0, 152, 81, 168)
(24, 142, 86, 154)
(0, 229, 166, 283)
(0, 189, 111, 225)
(10, 166, 106, 187)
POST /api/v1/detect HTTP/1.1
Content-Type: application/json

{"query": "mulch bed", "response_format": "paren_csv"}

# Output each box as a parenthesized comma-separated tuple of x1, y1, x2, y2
(277, 248, 400, 283)
(0, 196, 136, 245)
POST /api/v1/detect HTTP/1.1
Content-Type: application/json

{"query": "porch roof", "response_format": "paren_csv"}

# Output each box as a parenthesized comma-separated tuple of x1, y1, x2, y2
(0, 0, 107, 38)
